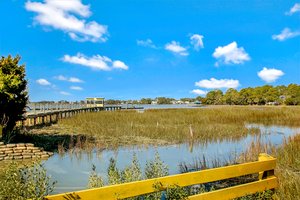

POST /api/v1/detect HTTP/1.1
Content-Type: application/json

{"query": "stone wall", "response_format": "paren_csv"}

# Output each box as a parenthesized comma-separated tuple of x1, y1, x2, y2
(0, 142, 53, 161)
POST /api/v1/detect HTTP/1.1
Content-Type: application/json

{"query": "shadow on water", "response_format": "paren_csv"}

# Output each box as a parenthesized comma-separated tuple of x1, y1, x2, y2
(11, 127, 96, 152)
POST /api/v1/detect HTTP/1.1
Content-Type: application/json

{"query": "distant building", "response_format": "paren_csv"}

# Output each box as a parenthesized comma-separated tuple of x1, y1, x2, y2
(151, 100, 158, 104)
(86, 97, 105, 107)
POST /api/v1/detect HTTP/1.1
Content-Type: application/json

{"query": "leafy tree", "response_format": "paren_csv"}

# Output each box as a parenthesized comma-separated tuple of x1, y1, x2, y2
(140, 98, 152, 104)
(205, 90, 223, 105)
(180, 98, 195, 103)
(105, 99, 122, 105)
(156, 97, 174, 104)
(223, 88, 239, 105)
(285, 84, 300, 105)
(0, 55, 28, 142)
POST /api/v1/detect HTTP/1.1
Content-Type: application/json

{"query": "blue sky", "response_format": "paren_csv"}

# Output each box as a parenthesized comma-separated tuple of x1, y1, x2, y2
(0, 0, 299, 101)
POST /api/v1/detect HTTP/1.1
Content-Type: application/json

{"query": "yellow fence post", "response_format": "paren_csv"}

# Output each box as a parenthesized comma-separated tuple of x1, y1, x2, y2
(258, 153, 275, 180)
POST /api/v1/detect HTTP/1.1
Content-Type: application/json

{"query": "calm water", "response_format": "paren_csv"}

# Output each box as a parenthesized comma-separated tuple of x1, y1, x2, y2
(123, 104, 202, 110)
(43, 124, 300, 194)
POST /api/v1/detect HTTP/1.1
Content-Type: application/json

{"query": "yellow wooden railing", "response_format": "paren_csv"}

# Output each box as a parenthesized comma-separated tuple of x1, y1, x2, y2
(45, 153, 277, 200)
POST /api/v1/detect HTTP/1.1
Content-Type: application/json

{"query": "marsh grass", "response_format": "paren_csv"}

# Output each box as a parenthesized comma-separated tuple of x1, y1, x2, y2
(55, 106, 300, 147)
(235, 133, 300, 199)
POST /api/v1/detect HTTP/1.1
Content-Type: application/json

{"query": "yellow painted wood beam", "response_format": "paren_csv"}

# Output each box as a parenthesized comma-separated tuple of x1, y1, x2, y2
(188, 176, 278, 200)
(45, 158, 276, 200)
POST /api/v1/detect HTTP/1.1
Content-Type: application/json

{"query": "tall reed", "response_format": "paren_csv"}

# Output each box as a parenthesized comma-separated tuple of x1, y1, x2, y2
(57, 106, 300, 147)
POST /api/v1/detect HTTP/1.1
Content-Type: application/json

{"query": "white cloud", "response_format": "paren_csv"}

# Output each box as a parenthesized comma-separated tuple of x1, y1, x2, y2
(112, 60, 129, 70)
(190, 34, 204, 50)
(286, 3, 300, 15)
(137, 39, 157, 48)
(272, 28, 300, 41)
(55, 75, 84, 83)
(36, 78, 51, 86)
(62, 53, 129, 71)
(213, 42, 250, 65)
(165, 41, 188, 56)
(195, 78, 240, 89)
(190, 89, 207, 96)
(257, 67, 284, 83)
(25, 0, 108, 42)
(70, 86, 83, 90)
(60, 91, 71, 95)
(69, 77, 83, 83)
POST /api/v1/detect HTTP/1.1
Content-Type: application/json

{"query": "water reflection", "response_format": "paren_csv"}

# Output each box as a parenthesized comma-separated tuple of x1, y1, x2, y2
(44, 124, 300, 194)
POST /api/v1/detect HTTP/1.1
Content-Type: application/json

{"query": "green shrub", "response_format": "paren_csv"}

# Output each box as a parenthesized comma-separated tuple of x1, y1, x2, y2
(0, 162, 56, 200)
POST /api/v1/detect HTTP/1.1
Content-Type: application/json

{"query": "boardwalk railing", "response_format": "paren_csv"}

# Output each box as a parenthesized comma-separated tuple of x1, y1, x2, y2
(45, 153, 277, 200)
(20, 105, 122, 127)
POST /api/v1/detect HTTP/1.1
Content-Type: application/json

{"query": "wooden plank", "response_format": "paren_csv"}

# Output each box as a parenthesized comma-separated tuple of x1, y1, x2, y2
(188, 176, 278, 200)
(45, 158, 276, 200)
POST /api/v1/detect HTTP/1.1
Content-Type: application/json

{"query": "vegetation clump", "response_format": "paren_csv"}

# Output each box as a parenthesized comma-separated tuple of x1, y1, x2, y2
(0, 162, 56, 200)
(88, 152, 188, 199)
(0, 55, 28, 143)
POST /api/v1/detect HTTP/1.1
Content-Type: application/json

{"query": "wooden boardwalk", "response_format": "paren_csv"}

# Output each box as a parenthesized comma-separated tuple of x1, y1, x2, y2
(21, 105, 122, 127)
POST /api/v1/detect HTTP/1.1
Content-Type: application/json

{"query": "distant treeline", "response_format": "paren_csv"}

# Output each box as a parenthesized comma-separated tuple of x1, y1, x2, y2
(199, 84, 300, 105)
(105, 84, 300, 106)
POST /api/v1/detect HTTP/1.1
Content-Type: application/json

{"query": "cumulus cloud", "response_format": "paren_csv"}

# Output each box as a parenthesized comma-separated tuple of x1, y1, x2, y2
(272, 28, 300, 41)
(190, 34, 204, 50)
(137, 39, 157, 49)
(190, 89, 207, 96)
(36, 78, 51, 86)
(165, 41, 188, 56)
(285, 3, 300, 15)
(70, 86, 83, 90)
(59, 91, 71, 95)
(112, 60, 129, 70)
(62, 53, 128, 71)
(195, 78, 240, 89)
(257, 67, 284, 83)
(213, 42, 250, 66)
(25, 0, 108, 42)
(55, 75, 84, 83)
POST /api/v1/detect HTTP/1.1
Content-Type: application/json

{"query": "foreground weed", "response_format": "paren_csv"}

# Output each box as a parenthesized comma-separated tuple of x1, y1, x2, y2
(0, 162, 56, 200)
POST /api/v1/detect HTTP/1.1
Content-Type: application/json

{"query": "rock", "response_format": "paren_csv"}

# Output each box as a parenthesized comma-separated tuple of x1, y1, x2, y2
(6, 144, 16, 148)
(0, 142, 4, 145)
(41, 155, 49, 159)
(4, 150, 13, 154)
(47, 152, 54, 156)
(9, 153, 22, 156)
(27, 147, 39, 150)
(13, 156, 23, 160)
(14, 146, 27, 150)
(16, 143, 26, 147)
(1, 148, 12, 151)
(21, 153, 32, 156)
(25, 143, 34, 147)
(22, 155, 32, 159)
(31, 155, 40, 159)
(13, 150, 23, 153)
(4, 156, 13, 160)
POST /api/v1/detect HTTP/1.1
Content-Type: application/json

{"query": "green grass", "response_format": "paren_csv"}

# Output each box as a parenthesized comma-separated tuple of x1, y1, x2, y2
(53, 106, 300, 147)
